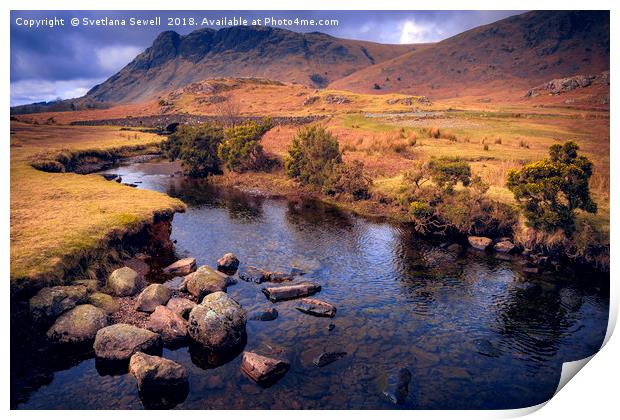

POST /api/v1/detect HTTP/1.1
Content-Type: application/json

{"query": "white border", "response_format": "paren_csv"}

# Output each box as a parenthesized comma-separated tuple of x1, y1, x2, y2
(3, 1, 617, 419)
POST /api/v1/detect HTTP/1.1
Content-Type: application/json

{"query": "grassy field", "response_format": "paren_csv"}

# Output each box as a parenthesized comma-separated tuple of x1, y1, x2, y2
(10, 123, 185, 295)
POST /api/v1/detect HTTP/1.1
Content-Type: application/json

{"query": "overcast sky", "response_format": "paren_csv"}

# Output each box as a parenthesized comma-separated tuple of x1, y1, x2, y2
(10, 10, 522, 106)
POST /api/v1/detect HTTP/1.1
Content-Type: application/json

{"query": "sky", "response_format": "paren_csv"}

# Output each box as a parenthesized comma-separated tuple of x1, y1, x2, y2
(10, 10, 522, 106)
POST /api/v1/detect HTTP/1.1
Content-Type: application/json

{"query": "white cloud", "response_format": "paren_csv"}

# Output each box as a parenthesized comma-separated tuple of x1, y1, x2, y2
(95, 45, 141, 73)
(10, 78, 104, 106)
(399, 20, 444, 44)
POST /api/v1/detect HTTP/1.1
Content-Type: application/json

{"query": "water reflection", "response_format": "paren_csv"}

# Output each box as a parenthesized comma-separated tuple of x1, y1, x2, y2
(11, 159, 609, 410)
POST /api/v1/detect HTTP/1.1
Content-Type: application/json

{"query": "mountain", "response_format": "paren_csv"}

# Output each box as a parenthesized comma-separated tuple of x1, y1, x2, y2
(329, 11, 610, 98)
(85, 26, 419, 103)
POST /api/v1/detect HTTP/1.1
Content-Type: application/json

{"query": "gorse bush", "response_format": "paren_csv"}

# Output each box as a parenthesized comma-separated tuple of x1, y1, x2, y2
(507, 141, 596, 234)
(428, 157, 472, 192)
(323, 160, 372, 199)
(285, 126, 342, 186)
(161, 124, 224, 177)
(218, 118, 273, 172)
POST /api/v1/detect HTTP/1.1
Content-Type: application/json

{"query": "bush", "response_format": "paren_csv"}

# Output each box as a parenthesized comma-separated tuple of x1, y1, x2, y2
(161, 124, 224, 177)
(31, 159, 65, 173)
(427, 127, 441, 139)
(285, 126, 342, 186)
(428, 157, 472, 192)
(323, 160, 372, 200)
(218, 119, 273, 172)
(507, 141, 596, 234)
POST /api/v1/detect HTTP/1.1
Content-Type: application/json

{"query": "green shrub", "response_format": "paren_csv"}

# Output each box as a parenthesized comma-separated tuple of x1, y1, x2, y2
(323, 160, 372, 200)
(161, 124, 224, 177)
(31, 159, 65, 173)
(285, 125, 342, 186)
(218, 118, 273, 172)
(428, 157, 472, 192)
(507, 141, 596, 234)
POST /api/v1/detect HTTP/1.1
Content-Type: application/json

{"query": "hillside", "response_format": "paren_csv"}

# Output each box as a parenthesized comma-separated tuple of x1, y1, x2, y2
(84, 26, 420, 103)
(330, 11, 610, 98)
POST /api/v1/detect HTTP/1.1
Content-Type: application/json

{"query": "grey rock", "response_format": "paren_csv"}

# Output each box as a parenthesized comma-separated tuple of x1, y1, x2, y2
(163, 258, 197, 276)
(106, 267, 142, 297)
(295, 298, 336, 318)
(241, 352, 290, 385)
(313, 351, 347, 367)
(146, 305, 187, 345)
(185, 265, 228, 300)
(187, 292, 247, 351)
(29, 285, 89, 323)
(94, 323, 162, 361)
(135, 284, 172, 313)
(46, 304, 109, 344)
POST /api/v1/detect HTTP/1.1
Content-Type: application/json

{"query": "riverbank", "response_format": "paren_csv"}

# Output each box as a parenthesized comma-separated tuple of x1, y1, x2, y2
(10, 122, 186, 299)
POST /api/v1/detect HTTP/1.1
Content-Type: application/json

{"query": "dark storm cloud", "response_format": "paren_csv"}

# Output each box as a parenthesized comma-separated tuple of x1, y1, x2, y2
(10, 10, 522, 105)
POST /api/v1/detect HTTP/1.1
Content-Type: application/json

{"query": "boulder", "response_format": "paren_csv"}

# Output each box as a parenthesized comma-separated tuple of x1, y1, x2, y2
(241, 352, 290, 385)
(250, 308, 279, 321)
(185, 265, 228, 300)
(264, 271, 294, 283)
(106, 267, 142, 297)
(47, 304, 109, 344)
(262, 282, 321, 302)
(147, 306, 187, 345)
(216, 253, 240, 274)
(29, 285, 89, 323)
(163, 257, 197, 276)
(129, 352, 188, 391)
(187, 292, 247, 351)
(135, 284, 172, 313)
(313, 351, 347, 367)
(494, 240, 516, 254)
(94, 324, 162, 361)
(166, 297, 197, 319)
(383, 367, 412, 405)
(74, 279, 98, 292)
(89, 292, 120, 314)
(295, 298, 336, 318)
(467, 236, 493, 251)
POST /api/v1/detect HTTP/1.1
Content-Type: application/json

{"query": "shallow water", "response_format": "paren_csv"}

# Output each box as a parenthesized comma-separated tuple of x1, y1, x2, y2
(12, 159, 609, 409)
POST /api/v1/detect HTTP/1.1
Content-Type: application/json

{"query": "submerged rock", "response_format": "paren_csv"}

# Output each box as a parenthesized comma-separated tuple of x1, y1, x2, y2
(313, 351, 347, 367)
(163, 257, 197, 277)
(494, 240, 516, 254)
(264, 271, 294, 283)
(94, 323, 162, 361)
(295, 298, 336, 318)
(241, 352, 290, 385)
(250, 308, 279, 321)
(468, 236, 493, 251)
(129, 352, 189, 409)
(106, 267, 142, 297)
(187, 292, 247, 351)
(29, 285, 90, 323)
(383, 367, 412, 405)
(47, 304, 109, 344)
(262, 282, 322, 302)
(238, 266, 268, 283)
(89, 292, 120, 314)
(185, 265, 228, 300)
(135, 284, 172, 313)
(147, 305, 187, 345)
(216, 253, 240, 275)
(166, 297, 197, 319)
(473, 339, 502, 357)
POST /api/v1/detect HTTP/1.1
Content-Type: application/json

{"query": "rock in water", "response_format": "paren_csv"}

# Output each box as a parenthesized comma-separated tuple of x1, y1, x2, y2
(262, 282, 322, 302)
(249, 308, 279, 321)
(187, 292, 247, 351)
(468, 236, 493, 251)
(163, 258, 197, 276)
(241, 352, 290, 385)
(107, 267, 142, 297)
(313, 351, 347, 367)
(473, 339, 502, 357)
(29, 285, 89, 323)
(94, 324, 162, 361)
(383, 367, 412, 405)
(216, 253, 240, 275)
(295, 298, 336, 318)
(147, 306, 187, 345)
(47, 304, 109, 344)
(494, 240, 516, 253)
(238, 266, 268, 283)
(166, 297, 197, 319)
(185, 265, 228, 300)
(135, 284, 172, 313)
(129, 352, 188, 392)
(89, 292, 120, 314)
